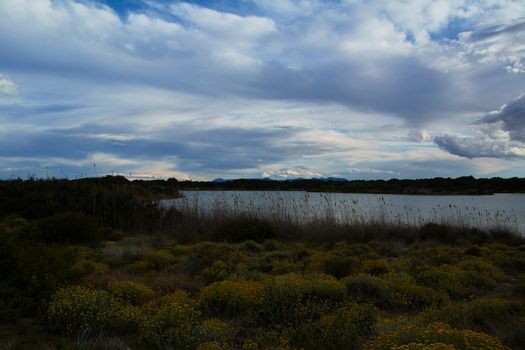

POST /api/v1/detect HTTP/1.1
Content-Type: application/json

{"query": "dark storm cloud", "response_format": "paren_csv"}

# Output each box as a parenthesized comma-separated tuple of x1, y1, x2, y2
(0, 124, 309, 173)
(480, 94, 525, 142)
(434, 94, 525, 159)
(249, 58, 454, 123)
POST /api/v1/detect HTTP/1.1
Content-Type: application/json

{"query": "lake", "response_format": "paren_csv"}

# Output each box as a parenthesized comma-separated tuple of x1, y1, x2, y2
(169, 191, 525, 233)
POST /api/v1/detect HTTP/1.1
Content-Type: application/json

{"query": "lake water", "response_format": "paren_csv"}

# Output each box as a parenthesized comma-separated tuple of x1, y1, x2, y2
(169, 191, 525, 233)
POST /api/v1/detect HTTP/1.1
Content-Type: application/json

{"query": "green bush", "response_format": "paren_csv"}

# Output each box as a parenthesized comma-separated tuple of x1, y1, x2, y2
(455, 257, 502, 291)
(343, 273, 446, 310)
(293, 303, 377, 350)
(422, 297, 524, 346)
(141, 295, 201, 350)
(214, 217, 276, 242)
(456, 257, 503, 280)
(198, 319, 235, 346)
(199, 279, 264, 318)
(177, 242, 236, 276)
(491, 249, 525, 273)
(32, 212, 102, 244)
(321, 254, 359, 278)
(5, 243, 83, 319)
(361, 259, 392, 276)
(0, 226, 17, 280)
(415, 265, 471, 299)
(383, 274, 447, 310)
(391, 343, 462, 349)
(343, 274, 390, 307)
(320, 303, 376, 340)
(261, 273, 346, 324)
(48, 286, 141, 337)
(239, 240, 264, 252)
(197, 342, 230, 350)
(364, 322, 507, 350)
(132, 250, 176, 272)
(301, 274, 347, 302)
(107, 280, 155, 306)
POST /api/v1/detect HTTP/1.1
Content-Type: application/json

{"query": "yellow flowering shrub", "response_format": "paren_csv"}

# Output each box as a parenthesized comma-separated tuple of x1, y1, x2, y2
(48, 285, 141, 336)
(144, 250, 176, 270)
(199, 279, 264, 317)
(107, 280, 155, 306)
(342, 274, 390, 306)
(421, 297, 524, 339)
(415, 265, 471, 299)
(343, 273, 447, 310)
(319, 304, 376, 350)
(71, 258, 107, 277)
(200, 260, 232, 283)
(261, 273, 346, 324)
(198, 341, 229, 350)
(302, 274, 347, 302)
(141, 295, 201, 350)
(364, 322, 508, 350)
(385, 274, 448, 310)
(392, 343, 456, 350)
(198, 319, 235, 346)
(317, 252, 360, 278)
(294, 303, 377, 350)
(361, 259, 392, 276)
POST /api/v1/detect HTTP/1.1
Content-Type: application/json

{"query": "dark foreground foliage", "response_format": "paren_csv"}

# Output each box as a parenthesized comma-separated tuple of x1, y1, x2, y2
(1, 180, 524, 349)
(0, 176, 181, 232)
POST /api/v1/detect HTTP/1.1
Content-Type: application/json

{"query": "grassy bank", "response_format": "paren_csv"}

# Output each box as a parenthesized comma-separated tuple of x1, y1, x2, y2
(1, 180, 524, 349)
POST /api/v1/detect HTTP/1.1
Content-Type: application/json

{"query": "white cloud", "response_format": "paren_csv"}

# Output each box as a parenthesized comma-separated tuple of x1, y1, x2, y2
(408, 130, 434, 143)
(0, 74, 18, 96)
(262, 166, 321, 179)
(451, 19, 525, 73)
(171, 3, 277, 40)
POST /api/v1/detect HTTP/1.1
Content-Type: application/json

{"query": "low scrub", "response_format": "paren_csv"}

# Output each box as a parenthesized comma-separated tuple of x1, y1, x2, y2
(107, 280, 155, 306)
(292, 303, 377, 350)
(343, 273, 447, 310)
(364, 322, 508, 350)
(260, 273, 346, 324)
(140, 294, 201, 350)
(199, 279, 264, 318)
(48, 286, 141, 337)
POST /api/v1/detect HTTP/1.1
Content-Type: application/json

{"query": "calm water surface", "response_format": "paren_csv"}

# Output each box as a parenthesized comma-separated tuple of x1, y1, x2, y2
(170, 191, 525, 233)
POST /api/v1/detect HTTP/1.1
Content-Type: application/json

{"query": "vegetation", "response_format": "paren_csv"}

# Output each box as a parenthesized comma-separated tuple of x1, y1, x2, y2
(0, 176, 181, 232)
(175, 176, 525, 195)
(0, 179, 524, 349)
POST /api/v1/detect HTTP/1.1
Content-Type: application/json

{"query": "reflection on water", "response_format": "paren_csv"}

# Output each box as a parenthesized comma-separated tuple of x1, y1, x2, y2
(167, 191, 525, 233)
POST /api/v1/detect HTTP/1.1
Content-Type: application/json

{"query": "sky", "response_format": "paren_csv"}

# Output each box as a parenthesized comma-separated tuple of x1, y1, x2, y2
(0, 0, 524, 180)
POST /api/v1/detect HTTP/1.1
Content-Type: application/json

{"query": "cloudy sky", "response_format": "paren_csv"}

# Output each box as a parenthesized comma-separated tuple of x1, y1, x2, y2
(0, 0, 524, 180)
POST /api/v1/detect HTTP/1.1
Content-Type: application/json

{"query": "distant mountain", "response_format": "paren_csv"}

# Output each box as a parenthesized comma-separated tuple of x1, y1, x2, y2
(315, 177, 349, 182)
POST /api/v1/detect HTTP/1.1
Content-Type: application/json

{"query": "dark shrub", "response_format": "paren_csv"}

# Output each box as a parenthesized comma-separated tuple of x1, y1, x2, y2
(214, 217, 276, 242)
(321, 255, 359, 278)
(33, 212, 101, 244)
(343, 274, 390, 307)
(292, 303, 377, 350)
(418, 223, 457, 244)
(0, 242, 82, 320)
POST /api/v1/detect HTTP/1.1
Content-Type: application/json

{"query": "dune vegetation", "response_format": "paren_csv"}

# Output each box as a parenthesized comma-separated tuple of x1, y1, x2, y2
(1, 178, 524, 349)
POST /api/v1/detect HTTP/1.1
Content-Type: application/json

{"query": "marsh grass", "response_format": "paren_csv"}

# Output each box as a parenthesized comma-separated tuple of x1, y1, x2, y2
(166, 191, 524, 246)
